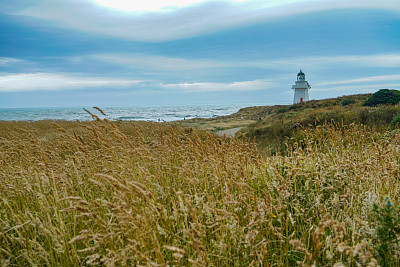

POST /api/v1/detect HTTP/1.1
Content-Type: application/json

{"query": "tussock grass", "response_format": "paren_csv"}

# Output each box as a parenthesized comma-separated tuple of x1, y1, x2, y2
(1, 117, 399, 266)
(244, 98, 400, 152)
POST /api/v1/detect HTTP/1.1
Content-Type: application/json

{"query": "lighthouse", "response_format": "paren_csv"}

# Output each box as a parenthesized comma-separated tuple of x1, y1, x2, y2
(292, 70, 311, 104)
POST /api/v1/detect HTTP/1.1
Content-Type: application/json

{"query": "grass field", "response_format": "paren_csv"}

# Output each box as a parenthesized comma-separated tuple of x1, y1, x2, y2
(1, 114, 400, 266)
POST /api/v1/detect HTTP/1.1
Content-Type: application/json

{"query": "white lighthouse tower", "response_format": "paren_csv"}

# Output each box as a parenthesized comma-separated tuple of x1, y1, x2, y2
(292, 70, 311, 104)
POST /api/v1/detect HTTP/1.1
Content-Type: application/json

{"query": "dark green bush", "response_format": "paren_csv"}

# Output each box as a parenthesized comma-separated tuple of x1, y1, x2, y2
(341, 99, 355, 106)
(372, 198, 400, 266)
(392, 114, 400, 125)
(363, 89, 400, 106)
(277, 107, 289, 113)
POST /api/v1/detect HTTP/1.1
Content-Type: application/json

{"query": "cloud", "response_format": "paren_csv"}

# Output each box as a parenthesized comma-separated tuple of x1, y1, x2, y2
(160, 79, 272, 92)
(242, 54, 400, 71)
(91, 0, 215, 12)
(91, 52, 400, 73)
(1, 53, 399, 95)
(313, 83, 400, 92)
(0, 57, 24, 66)
(305, 54, 400, 68)
(0, 73, 142, 92)
(91, 54, 228, 71)
(319, 74, 400, 86)
(11, 0, 400, 41)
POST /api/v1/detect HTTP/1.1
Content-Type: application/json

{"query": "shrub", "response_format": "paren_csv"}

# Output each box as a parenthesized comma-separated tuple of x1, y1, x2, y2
(341, 99, 355, 106)
(372, 198, 400, 266)
(277, 107, 289, 113)
(392, 114, 400, 125)
(363, 89, 400, 106)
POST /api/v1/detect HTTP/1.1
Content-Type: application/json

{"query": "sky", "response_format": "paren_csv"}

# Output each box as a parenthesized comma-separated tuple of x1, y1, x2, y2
(0, 0, 400, 108)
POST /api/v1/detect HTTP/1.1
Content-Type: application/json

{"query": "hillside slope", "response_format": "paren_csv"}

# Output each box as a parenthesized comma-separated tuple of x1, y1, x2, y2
(181, 94, 371, 131)
(181, 93, 400, 151)
(242, 94, 400, 151)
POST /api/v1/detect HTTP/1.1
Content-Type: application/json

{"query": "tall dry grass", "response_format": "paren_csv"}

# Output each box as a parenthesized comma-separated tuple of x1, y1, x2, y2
(0, 116, 399, 266)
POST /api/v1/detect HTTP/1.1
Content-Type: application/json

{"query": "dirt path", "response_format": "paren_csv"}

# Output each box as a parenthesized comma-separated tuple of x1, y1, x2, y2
(214, 127, 243, 138)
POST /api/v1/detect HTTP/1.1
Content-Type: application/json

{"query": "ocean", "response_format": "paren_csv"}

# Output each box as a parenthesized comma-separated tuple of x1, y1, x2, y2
(0, 104, 259, 122)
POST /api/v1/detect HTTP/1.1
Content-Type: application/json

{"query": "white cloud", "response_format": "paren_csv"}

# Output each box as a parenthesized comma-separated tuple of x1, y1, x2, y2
(91, 0, 211, 12)
(91, 53, 400, 72)
(89, 0, 308, 12)
(305, 54, 400, 68)
(160, 79, 272, 92)
(0, 73, 141, 92)
(313, 83, 400, 92)
(2, 53, 399, 94)
(319, 74, 400, 86)
(242, 54, 400, 71)
(92, 54, 228, 71)
(0, 57, 24, 66)
(13, 0, 400, 41)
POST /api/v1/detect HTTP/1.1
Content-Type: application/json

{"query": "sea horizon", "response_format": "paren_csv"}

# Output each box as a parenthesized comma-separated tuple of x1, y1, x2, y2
(0, 103, 274, 122)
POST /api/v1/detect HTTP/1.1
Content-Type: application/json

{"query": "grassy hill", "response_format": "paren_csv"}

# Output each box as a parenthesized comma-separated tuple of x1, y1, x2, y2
(181, 92, 400, 152)
(180, 94, 373, 132)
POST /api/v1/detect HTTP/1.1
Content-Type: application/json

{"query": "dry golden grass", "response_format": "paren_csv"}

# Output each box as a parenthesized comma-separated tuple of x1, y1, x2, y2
(0, 116, 399, 266)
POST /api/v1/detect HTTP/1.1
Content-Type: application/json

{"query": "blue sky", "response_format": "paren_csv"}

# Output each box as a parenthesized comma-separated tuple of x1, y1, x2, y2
(0, 0, 400, 108)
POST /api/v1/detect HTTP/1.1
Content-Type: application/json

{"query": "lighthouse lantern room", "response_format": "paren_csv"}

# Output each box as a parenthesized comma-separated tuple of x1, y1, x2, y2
(292, 70, 311, 104)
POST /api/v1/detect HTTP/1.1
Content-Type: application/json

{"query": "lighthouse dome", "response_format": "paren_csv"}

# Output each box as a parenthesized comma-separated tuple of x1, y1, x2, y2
(297, 70, 305, 81)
